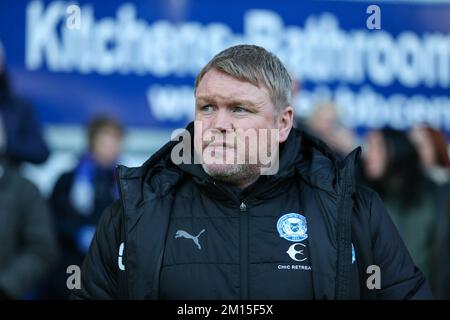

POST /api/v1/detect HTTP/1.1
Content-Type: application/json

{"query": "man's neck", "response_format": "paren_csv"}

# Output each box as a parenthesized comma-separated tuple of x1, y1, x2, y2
(237, 176, 260, 190)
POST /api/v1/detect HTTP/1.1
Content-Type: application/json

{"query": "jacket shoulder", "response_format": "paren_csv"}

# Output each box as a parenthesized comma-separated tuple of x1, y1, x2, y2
(352, 184, 433, 299)
(352, 184, 392, 230)
(353, 184, 378, 211)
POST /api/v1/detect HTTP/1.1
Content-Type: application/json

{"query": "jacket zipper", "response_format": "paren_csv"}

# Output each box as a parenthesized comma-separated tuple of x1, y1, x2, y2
(239, 201, 249, 299)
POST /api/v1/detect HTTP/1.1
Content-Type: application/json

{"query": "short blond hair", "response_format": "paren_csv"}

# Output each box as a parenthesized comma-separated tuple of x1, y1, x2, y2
(195, 45, 292, 113)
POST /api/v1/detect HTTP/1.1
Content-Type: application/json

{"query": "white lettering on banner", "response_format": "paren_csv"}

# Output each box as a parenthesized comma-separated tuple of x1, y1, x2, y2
(147, 85, 195, 121)
(334, 86, 450, 130)
(26, 1, 450, 89)
(147, 84, 450, 131)
(24, 1, 450, 130)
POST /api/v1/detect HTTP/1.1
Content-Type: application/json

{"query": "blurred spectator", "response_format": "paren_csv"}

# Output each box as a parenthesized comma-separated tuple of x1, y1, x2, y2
(409, 126, 450, 185)
(303, 102, 357, 158)
(362, 128, 446, 296)
(45, 116, 124, 298)
(0, 41, 49, 165)
(0, 156, 59, 299)
(409, 125, 450, 299)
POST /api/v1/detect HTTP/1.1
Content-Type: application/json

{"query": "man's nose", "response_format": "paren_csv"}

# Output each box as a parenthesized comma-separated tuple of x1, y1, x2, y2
(212, 108, 233, 132)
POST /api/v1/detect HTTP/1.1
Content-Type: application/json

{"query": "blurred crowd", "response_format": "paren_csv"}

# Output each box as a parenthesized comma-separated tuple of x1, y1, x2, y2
(1, 41, 450, 299)
(0, 47, 124, 299)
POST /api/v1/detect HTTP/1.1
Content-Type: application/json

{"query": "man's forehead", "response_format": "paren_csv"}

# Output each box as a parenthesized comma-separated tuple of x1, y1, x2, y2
(195, 69, 269, 102)
(195, 93, 261, 107)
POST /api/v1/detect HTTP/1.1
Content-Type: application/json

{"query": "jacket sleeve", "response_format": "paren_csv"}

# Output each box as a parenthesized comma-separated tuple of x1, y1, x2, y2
(366, 190, 433, 299)
(0, 180, 59, 298)
(70, 201, 122, 300)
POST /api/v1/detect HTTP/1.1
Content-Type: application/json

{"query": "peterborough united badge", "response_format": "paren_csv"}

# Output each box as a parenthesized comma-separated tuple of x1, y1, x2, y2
(277, 213, 308, 242)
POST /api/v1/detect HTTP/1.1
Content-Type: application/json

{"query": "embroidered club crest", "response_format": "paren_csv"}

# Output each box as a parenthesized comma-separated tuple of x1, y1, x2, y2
(277, 213, 308, 242)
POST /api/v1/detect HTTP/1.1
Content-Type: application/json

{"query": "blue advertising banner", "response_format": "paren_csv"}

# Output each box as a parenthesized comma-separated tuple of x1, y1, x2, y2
(1, 0, 450, 132)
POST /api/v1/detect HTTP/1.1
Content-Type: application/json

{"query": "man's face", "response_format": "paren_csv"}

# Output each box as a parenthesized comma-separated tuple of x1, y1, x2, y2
(92, 129, 123, 168)
(194, 68, 283, 187)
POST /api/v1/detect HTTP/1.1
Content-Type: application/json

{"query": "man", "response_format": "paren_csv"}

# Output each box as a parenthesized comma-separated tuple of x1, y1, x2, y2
(72, 45, 431, 299)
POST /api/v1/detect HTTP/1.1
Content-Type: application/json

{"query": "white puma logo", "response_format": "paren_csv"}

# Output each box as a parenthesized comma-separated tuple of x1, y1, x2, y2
(175, 229, 206, 250)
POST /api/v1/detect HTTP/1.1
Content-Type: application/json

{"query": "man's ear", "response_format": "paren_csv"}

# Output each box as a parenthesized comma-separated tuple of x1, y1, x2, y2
(278, 106, 294, 143)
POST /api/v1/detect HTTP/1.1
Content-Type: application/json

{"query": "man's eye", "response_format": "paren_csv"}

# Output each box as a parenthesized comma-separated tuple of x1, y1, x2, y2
(200, 105, 214, 113)
(233, 106, 247, 113)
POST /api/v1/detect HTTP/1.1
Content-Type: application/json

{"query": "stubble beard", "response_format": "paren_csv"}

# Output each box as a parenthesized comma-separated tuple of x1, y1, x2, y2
(201, 161, 261, 187)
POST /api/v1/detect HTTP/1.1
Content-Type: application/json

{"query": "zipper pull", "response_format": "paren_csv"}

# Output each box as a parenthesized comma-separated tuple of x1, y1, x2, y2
(240, 202, 247, 212)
